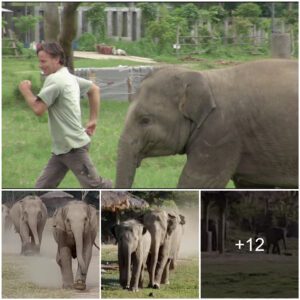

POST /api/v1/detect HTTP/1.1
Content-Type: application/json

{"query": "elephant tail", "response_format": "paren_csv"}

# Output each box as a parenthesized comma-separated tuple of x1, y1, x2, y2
(93, 242, 100, 250)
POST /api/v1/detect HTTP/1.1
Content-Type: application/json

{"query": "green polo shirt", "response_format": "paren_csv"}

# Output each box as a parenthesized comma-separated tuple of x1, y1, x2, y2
(37, 67, 92, 155)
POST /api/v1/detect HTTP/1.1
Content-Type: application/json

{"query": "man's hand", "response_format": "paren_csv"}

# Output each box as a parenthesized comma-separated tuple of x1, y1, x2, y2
(18, 80, 47, 116)
(19, 80, 32, 96)
(85, 120, 97, 136)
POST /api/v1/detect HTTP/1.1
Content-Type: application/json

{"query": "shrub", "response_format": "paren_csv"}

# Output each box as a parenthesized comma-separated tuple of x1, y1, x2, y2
(77, 33, 97, 51)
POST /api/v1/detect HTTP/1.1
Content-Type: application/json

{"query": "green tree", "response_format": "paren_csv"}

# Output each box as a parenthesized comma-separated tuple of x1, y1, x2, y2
(234, 3, 262, 26)
(172, 3, 199, 30)
(13, 15, 41, 45)
(86, 3, 107, 41)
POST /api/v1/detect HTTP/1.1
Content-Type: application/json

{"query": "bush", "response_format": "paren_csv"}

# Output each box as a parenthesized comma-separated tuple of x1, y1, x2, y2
(77, 33, 97, 51)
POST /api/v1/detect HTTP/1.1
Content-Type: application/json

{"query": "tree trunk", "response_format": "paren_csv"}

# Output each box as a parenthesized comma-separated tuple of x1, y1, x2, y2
(43, 3, 60, 41)
(58, 2, 80, 73)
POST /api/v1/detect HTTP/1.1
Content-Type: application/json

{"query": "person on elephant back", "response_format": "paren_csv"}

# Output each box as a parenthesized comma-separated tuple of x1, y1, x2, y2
(18, 42, 112, 189)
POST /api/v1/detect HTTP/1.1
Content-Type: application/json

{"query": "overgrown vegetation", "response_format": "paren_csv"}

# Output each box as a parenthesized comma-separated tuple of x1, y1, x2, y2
(73, 2, 298, 58)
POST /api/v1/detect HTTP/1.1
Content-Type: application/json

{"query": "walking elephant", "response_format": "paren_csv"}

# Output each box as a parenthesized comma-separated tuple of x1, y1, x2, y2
(142, 209, 185, 289)
(52, 200, 98, 290)
(9, 196, 48, 255)
(264, 227, 287, 254)
(2, 204, 12, 233)
(115, 60, 298, 188)
(161, 214, 185, 285)
(112, 219, 151, 292)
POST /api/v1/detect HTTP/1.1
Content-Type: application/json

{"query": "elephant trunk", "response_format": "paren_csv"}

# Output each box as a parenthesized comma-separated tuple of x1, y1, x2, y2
(115, 138, 139, 188)
(73, 226, 87, 275)
(28, 217, 40, 246)
(149, 240, 160, 287)
(124, 247, 131, 289)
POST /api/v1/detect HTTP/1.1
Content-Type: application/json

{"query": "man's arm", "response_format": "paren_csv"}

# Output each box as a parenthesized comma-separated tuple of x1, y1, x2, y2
(85, 83, 100, 136)
(19, 80, 47, 116)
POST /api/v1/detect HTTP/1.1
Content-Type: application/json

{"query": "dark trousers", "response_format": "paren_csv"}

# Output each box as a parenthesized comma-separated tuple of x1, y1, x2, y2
(35, 144, 103, 188)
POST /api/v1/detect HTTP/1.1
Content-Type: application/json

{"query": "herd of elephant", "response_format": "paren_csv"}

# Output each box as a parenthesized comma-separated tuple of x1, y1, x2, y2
(112, 209, 186, 292)
(2, 196, 98, 291)
(2, 196, 186, 292)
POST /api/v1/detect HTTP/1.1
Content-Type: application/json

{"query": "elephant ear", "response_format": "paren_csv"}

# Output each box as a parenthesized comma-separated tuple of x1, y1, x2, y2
(178, 71, 216, 128)
(179, 214, 186, 225)
(53, 207, 66, 232)
(87, 205, 98, 234)
(111, 224, 120, 242)
(167, 214, 177, 235)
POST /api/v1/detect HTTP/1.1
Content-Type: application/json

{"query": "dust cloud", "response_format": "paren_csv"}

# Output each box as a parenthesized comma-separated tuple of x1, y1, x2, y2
(178, 207, 199, 259)
(2, 218, 99, 290)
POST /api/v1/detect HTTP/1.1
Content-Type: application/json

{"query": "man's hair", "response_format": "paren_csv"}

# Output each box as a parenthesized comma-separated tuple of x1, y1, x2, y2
(36, 42, 65, 65)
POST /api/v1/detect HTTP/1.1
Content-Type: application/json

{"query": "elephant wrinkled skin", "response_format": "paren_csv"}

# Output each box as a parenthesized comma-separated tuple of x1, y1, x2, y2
(52, 200, 98, 290)
(112, 219, 151, 292)
(9, 196, 48, 255)
(116, 60, 298, 188)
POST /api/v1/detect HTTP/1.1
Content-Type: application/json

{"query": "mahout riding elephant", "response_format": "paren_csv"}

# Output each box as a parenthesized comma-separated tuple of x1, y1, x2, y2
(112, 219, 151, 292)
(115, 60, 298, 188)
(9, 196, 48, 255)
(141, 209, 185, 289)
(2, 204, 12, 233)
(52, 200, 98, 290)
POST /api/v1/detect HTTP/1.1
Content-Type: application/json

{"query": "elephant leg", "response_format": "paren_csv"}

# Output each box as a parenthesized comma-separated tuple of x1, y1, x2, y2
(74, 243, 93, 290)
(161, 259, 171, 285)
(177, 145, 239, 188)
(130, 255, 142, 292)
(153, 249, 169, 289)
(118, 250, 127, 289)
(138, 264, 145, 288)
(57, 246, 73, 289)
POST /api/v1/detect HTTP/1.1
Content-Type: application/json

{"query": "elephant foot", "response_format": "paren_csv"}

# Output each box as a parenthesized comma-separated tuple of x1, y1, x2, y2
(73, 280, 86, 290)
(130, 287, 139, 292)
(161, 279, 170, 285)
(153, 283, 160, 289)
(63, 283, 73, 289)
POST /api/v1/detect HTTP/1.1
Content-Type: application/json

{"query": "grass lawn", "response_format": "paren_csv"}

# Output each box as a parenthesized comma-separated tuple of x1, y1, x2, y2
(202, 236, 299, 298)
(101, 245, 199, 298)
(2, 56, 239, 188)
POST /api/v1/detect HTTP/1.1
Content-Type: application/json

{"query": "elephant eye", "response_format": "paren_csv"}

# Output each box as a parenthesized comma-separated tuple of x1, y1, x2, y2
(140, 116, 151, 126)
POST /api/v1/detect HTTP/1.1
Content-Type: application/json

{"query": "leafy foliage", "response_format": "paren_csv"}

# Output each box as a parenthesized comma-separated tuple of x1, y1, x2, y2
(85, 3, 107, 41)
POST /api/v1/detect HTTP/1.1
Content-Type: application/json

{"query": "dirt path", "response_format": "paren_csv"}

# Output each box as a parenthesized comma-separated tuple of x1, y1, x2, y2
(74, 51, 157, 64)
(2, 219, 100, 298)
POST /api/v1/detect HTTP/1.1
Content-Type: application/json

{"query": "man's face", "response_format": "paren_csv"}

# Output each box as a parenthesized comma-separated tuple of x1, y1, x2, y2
(38, 50, 61, 75)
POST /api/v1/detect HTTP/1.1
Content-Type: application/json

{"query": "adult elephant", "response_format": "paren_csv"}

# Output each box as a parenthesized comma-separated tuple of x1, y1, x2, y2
(9, 196, 48, 255)
(142, 209, 184, 289)
(52, 200, 98, 290)
(115, 60, 298, 188)
(112, 219, 151, 292)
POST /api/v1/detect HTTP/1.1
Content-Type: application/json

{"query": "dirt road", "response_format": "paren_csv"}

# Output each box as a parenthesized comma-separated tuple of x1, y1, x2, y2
(2, 219, 99, 298)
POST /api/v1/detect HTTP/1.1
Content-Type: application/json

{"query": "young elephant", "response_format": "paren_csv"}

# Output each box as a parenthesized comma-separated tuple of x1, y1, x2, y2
(265, 227, 287, 254)
(9, 196, 48, 255)
(116, 60, 298, 188)
(52, 200, 98, 290)
(142, 209, 184, 289)
(112, 219, 151, 292)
